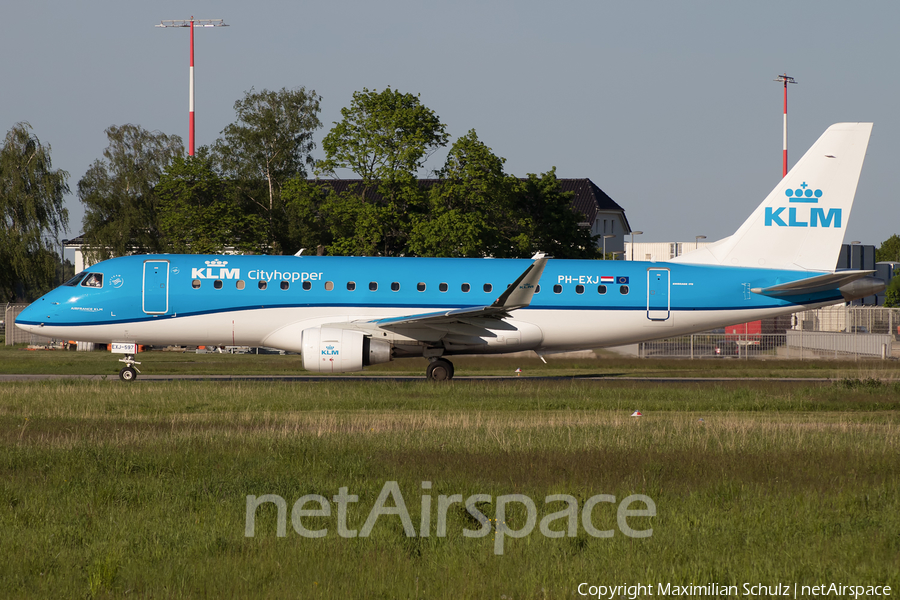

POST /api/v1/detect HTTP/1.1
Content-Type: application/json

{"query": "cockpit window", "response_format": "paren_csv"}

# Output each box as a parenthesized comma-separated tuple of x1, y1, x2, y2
(64, 272, 87, 286)
(81, 273, 103, 288)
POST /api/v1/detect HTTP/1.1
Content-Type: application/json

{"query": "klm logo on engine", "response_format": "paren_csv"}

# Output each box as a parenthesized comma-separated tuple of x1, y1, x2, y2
(765, 183, 841, 228)
(322, 344, 339, 357)
(191, 259, 240, 280)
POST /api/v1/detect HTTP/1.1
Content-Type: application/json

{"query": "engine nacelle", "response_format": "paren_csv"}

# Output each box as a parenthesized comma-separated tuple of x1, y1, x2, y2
(301, 327, 392, 373)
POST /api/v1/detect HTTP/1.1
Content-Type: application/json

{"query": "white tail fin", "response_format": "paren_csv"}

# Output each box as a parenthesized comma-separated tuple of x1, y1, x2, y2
(672, 122, 873, 271)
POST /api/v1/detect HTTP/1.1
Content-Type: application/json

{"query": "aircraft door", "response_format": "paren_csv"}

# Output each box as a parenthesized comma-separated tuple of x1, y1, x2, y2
(646, 268, 670, 321)
(143, 260, 170, 314)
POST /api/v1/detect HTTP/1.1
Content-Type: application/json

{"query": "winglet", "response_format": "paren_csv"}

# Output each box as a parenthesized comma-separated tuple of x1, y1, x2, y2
(490, 255, 547, 310)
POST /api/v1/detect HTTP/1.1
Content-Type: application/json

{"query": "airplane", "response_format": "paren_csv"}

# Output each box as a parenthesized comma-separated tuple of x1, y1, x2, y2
(16, 122, 885, 381)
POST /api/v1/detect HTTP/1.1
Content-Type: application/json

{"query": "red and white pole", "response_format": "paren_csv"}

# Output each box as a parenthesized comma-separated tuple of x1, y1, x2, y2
(782, 79, 787, 178)
(774, 74, 796, 178)
(157, 18, 226, 156)
(189, 16, 195, 156)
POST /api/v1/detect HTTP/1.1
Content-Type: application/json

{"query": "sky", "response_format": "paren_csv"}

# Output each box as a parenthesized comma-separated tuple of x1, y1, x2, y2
(2, 1, 898, 251)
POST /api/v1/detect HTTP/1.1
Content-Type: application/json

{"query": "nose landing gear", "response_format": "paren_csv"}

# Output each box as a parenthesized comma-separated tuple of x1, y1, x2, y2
(118, 355, 141, 381)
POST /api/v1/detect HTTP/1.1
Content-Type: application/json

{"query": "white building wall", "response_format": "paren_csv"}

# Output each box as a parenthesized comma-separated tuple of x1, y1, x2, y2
(591, 211, 627, 254)
(623, 241, 711, 261)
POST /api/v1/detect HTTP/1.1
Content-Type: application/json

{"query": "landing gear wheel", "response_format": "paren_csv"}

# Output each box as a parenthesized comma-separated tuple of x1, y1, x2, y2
(426, 359, 454, 381)
(119, 366, 138, 382)
(116, 353, 141, 382)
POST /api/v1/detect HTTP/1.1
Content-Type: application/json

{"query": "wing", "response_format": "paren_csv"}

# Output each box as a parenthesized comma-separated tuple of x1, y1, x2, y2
(370, 254, 547, 327)
(319, 254, 548, 349)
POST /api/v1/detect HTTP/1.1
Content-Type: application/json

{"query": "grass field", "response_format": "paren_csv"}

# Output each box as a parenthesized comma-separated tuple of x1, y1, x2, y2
(1, 350, 899, 598)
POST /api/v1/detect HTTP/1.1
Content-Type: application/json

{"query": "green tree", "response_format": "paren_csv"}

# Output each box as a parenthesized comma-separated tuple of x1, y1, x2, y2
(409, 130, 515, 257)
(281, 178, 335, 255)
(320, 87, 449, 185)
(213, 87, 322, 253)
(78, 124, 183, 261)
(0, 122, 69, 301)
(508, 169, 599, 259)
(883, 275, 900, 308)
(876, 234, 900, 263)
(319, 88, 449, 255)
(156, 154, 266, 254)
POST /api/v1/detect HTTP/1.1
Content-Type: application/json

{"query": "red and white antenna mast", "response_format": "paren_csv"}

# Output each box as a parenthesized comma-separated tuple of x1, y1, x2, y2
(774, 73, 797, 178)
(156, 17, 228, 156)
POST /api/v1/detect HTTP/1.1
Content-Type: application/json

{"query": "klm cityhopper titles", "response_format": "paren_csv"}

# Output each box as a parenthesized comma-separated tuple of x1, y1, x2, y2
(16, 123, 884, 380)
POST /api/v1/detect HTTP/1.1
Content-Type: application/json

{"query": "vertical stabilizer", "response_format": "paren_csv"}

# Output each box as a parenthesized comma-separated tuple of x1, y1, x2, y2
(672, 122, 873, 271)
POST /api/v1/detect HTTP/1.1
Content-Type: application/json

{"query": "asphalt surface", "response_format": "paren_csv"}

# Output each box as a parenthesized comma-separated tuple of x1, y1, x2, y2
(0, 373, 836, 383)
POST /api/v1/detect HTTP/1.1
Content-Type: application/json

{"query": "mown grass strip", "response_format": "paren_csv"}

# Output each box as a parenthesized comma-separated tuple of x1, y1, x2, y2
(0, 380, 897, 598)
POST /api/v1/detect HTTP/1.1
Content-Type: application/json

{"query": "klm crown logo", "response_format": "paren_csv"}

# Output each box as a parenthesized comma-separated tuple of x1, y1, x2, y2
(765, 182, 841, 228)
(192, 258, 239, 280)
(322, 344, 339, 357)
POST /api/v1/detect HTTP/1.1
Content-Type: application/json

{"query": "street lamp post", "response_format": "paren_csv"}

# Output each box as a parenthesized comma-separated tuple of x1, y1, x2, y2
(850, 240, 861, 269)
(695, 235, 706, 250)
(602, 234, 615, 260)
(60, 238, 68, 286)
(630, 231, 643, 261)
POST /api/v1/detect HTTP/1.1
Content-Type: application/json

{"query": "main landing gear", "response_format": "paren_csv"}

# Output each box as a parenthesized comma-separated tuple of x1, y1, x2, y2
(118, 355, 141, 382)
(426, 358, 454, 381)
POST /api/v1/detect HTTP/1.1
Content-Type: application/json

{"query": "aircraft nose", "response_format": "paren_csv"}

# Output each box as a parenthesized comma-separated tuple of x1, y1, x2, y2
(14, 297, 53, 332)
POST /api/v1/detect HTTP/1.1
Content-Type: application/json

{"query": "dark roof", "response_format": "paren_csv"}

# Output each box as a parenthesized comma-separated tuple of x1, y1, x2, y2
(558, 179, 629, 231)
(313, 178, 629, 232)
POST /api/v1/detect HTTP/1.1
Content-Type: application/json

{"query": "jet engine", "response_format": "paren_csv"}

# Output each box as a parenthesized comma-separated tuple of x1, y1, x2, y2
(301, 327, 392, 373)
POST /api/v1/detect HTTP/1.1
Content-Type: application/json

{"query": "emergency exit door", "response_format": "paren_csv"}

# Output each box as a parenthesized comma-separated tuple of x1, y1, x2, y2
(647, 268, 670, 321)
(143, 260, 169, 314)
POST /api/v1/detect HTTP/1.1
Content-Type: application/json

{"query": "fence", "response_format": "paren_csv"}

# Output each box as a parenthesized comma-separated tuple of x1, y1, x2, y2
(637, 307, 900, 360)
(638, 332, 895, 360)
(3, 304, 32, 346)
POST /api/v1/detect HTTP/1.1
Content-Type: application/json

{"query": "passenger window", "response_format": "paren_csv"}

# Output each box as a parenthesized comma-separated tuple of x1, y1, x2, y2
(576, 285, 584, 294)
(347, 282, 356, 291)
(620, 285, 629, 295)
(598, 285, 607, 294)
(281, 281, 290, 290)
(553, 284, 562, 294)
(535, 285, 541, 294)
(417, 282, 426, 292)
(214, 280, 223, 290)
(439, 283, 448, 292)
(369, 282, 378, 291)
(391, 282, 400, 292)
(236, 280, 245, 290)
(258, 281, 267, 290)
(483, 283, 492, 293)
(325, 281, 334, 291)
(192, 279, 201, 289)
(302, 281, 311, 290)
(82, 273, 103, 288)
(461, 283, 470, 293)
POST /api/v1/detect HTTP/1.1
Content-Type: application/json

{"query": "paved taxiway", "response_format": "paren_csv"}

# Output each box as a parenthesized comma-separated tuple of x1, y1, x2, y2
(0, 374, 835, 383)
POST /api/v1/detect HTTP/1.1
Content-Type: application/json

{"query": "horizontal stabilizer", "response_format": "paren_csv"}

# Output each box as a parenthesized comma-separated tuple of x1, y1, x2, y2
(751, 270, 874, 297)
